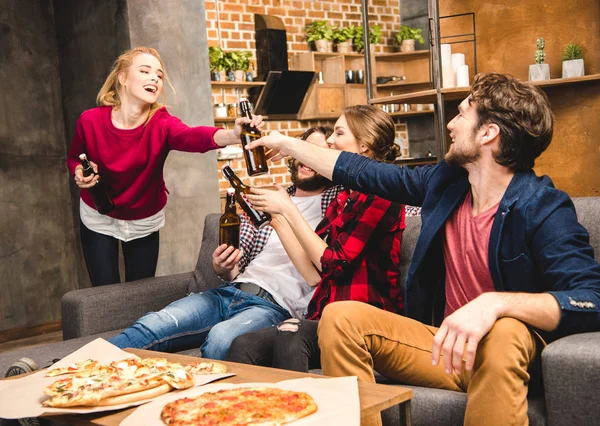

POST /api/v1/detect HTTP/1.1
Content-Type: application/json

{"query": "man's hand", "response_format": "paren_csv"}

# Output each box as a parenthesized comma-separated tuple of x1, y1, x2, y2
(432, 293, 501, 375)
(212, 244, 242, 278)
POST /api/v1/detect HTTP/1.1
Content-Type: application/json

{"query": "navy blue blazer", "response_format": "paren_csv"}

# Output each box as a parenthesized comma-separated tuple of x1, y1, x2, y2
(333, 152, 600, 342)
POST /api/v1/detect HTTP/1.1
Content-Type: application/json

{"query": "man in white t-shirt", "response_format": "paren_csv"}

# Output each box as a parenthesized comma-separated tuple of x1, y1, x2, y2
(109, 127, 342, 359)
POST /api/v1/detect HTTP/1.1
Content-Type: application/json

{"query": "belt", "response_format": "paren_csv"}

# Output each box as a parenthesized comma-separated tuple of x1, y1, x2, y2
(232, 282, 280, 307)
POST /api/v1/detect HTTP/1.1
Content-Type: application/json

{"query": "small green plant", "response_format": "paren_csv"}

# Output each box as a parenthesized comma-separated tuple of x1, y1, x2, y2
(535, 38, 546, 64)
(394, 25, 425, 46)
(222, 51, 251, 72)
(562, 43, 584, 61)
(332, 25, 356, 43)
(306, 20, 334, 43)
(353, 25, 381, 53)
(208, 46, 224, 72)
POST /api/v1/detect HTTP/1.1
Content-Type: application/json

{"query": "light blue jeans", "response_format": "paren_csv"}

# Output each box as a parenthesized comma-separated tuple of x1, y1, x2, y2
(109, 284, 290, 360)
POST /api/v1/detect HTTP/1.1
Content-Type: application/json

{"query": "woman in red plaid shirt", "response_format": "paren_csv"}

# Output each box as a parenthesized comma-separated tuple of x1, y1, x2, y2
(226, 105, 406, 372)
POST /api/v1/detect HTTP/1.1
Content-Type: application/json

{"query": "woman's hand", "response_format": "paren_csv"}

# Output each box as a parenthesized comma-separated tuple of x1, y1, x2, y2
(246, 130, 291, 162)
(73, 161, 100, 189)
(247, 184, 293, 215)
(233, 114, 265, 138)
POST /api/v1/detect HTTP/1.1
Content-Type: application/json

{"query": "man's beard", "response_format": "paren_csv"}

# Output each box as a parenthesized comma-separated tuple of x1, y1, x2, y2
(289, 161, 331, 191)
(445, 136, 481, 167)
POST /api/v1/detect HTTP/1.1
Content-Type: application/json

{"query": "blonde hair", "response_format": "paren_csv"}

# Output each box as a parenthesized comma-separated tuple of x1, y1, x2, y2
(96, 47, 174, 123)
(343, 105, 400, 163)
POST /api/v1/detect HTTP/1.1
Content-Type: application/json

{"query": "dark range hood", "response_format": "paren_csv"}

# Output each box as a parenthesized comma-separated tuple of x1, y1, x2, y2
(249, 14, 314, 119)
(253, 71, 316, 119)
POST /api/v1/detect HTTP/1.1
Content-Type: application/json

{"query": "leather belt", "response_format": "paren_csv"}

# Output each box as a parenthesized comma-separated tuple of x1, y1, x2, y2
(232, 282, 280, 307)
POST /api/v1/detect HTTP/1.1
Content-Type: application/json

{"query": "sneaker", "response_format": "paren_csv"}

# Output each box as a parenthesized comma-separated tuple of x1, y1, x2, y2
(18, 418, 41, 426)
(4, 358, 39, 378)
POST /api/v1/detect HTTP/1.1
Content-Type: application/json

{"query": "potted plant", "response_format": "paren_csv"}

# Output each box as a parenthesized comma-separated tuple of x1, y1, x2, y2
(562, 43, 584, 78)
(394, 25, 425, 53)
(333, 25, 356, 54)
(222, 51, 251, 82)
(353, 25, 381, 54)
(208, 46, 224, 81)
(528, 38, 550, 81)
(306, 20, 334, 52)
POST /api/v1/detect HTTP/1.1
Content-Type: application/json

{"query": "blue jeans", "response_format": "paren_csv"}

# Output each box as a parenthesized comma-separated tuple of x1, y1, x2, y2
(109, 284, 290, 360)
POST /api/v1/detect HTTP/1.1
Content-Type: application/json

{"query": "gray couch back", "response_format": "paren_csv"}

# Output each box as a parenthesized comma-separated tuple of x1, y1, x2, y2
(191, 197, 600, 294)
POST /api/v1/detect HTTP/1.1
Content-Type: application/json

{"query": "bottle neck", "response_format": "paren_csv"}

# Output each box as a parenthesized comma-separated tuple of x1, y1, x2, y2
(225, 194, 237, 211)
(222, 167, 245, 189)
(239, 102, 252, 120)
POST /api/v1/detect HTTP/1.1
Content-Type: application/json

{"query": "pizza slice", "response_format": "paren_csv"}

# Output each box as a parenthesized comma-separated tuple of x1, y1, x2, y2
(184, 361, 228, 375)
(45, 359, 102, 377)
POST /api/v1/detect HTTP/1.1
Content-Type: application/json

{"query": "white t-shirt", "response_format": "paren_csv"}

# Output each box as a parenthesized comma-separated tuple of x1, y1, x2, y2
(235, 193, 323, 318)
(80, 201, 165, 242)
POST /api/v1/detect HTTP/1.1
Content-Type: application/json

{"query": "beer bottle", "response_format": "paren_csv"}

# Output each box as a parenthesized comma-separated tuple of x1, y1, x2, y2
(238, 98, 269, 176)
(79, 153, 115, 215)
(219, 188, 241, 249)
(221, 165, 271, 228)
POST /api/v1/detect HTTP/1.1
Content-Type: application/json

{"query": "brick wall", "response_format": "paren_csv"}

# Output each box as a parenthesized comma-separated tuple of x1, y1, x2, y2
(205, 0, 407, 202)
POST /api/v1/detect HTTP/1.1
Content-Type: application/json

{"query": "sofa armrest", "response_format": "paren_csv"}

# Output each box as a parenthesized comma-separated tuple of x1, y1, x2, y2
(61, 272, 193, 339)
(542, 331, 600, 425)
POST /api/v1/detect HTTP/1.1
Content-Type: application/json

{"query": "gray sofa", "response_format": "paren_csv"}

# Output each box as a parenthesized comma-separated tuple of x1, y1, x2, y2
(1, 197, 599, 425)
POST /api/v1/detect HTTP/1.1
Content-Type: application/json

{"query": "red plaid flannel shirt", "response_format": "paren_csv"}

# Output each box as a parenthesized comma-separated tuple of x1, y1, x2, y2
(237, 185, 344, 272)
(306, 189, 406, 320)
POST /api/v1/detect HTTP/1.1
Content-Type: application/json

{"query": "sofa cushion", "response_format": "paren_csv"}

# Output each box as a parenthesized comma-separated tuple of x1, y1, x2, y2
(191, 214, 223, 293)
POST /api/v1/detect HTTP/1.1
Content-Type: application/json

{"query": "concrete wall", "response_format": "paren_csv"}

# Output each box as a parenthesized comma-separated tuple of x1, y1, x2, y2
(126, 0, 220, 275)
(0, 0, 218, 332)
(0, 0, 79, 331)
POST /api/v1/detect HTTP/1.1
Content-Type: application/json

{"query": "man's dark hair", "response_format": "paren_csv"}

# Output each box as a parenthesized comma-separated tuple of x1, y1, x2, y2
(299, 126, 334, 141)
(469, 72, 554, 172)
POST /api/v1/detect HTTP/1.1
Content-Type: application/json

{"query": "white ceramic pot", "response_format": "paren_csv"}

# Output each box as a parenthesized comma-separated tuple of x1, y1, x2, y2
(528, 64, 550, 81)
(401, 39, 416, 53)
(562, 59, 584, 78)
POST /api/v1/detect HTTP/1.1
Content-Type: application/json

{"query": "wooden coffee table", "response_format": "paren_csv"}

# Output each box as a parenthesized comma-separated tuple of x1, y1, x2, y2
(45, 349, 413, 425)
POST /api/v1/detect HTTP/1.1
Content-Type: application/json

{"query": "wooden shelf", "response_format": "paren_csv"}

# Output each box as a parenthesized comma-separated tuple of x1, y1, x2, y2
(375, 50, 430, 61)
(395, 156, 438, 166)
(531, 73, 600, 88)
(389, 110, 435, 118)
(211, 81, 266, 88)
(440, 74, 600, 100)
(439, 87, 470, 101)
(370, 89, 437, 105)
(376, 80, 431, 89)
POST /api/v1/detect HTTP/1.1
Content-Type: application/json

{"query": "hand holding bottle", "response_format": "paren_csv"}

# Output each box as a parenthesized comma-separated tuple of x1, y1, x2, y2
(74, 161, 100, 188)
(247, 184, 294, 216)
(233, 114, 265, 138)
(245, 130, 294, 163)
(212, 244, 243, 279)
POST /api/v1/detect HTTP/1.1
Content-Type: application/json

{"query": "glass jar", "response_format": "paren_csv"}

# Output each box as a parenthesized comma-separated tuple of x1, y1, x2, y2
(213, 103, 227, 118)
(227, 103, 238, 118)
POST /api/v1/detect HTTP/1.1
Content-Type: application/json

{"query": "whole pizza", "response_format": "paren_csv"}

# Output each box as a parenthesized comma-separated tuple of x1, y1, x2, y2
(161, 386, 318, 425)
(42, 358, 228, 408)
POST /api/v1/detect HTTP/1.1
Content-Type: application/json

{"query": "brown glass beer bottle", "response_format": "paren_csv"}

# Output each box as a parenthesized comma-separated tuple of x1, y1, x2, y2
(238, 98, 268, 176)
(79, 154, 115, 215)
(221, 165, 271, 228)
(219, 188, 241, 249)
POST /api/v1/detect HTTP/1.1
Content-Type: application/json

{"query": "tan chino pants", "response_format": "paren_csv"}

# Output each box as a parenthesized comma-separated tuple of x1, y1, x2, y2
(318, 301, 540, 426)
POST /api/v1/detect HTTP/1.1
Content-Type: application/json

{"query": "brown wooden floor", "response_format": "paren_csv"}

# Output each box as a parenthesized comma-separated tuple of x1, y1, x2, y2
(0, 331, 62, 354)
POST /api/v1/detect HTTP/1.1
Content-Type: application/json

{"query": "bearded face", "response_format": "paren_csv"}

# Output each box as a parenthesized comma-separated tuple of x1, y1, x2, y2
(289, 159, 331, 191)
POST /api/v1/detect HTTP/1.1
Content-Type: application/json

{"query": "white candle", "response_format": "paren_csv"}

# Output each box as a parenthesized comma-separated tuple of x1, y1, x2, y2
(456, 64, 470, 87)
(451, 53, 465, 72)
(441, 44, 452, 67)
(442, 65, 455, 88)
